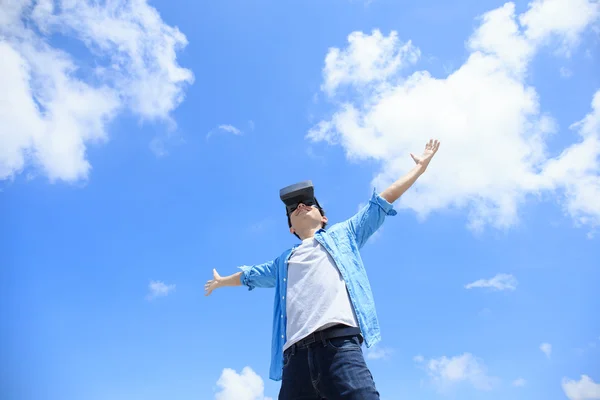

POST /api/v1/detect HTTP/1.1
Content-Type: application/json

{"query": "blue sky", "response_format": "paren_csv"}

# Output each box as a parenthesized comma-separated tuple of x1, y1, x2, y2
(1, 0, 599, 399)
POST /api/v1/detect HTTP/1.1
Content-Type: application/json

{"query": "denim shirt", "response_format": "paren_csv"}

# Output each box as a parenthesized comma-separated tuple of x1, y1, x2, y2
(239, 189, 397, 381)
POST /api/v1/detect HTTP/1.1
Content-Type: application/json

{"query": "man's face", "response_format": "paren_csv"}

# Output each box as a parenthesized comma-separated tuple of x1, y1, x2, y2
(289, 203, 327, 234)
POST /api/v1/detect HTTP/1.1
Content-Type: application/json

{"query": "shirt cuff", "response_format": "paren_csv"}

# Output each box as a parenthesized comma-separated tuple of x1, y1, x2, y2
(238, 265, 256, 291)
(370, 188, 397, 216)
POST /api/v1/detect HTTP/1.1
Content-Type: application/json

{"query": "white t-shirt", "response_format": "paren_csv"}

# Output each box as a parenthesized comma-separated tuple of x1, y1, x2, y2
(283, 237, 359, 351)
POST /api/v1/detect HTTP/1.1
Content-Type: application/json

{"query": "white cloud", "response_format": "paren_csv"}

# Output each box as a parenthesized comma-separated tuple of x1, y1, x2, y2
(308, 0, 600, 232)
(513, 378, 527, 387)
(0, 0, 193, 183)
(519, 0, 600, 54)
(207, 124, 244, 139)
(366, 345, 393, 360)
(540, 342, 552, 358)
(562, 375, 600, 400)
(542, 91, 600, 228)
(146, 280, 175, 300)
(321, 29, 420, 96)
(218, 125, 243, 135)
(214, 367, 272, 400)
(415, 353, 497, 391)
(465, 273, 518, 291)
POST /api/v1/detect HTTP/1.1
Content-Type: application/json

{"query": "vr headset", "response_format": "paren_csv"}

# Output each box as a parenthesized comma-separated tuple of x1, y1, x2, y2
(279, 180, 321, 216)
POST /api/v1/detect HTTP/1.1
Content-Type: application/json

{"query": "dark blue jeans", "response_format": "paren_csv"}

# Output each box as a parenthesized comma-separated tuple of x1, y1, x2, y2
(278, 334, 380, 399)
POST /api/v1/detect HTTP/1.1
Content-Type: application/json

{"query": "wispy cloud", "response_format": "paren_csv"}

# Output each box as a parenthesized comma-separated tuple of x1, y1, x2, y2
(575, 336, 600, 355)
(465, 273, 518, 291)
(215, 367, 272, 400)
(146, 280, 176, 300)
(562, 375, 600, 400)
(366, 346, 393, 360)
(218, 125, 242, 135)
(540, 342, 552, 359)
(560, 67, 573, 78)
(415, 352, 497, 392)
(207, 124, 244, 139)
(513, 378, 527, 387)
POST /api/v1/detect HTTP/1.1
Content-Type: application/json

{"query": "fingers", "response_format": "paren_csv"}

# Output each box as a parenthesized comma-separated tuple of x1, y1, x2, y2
(425, 138, 441, 152)
(204, 280, 214, 296)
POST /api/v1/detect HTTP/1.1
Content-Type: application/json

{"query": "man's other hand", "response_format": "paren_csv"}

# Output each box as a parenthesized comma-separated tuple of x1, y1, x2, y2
(204, 269, 222, 296)
(410, 139, 440, 169)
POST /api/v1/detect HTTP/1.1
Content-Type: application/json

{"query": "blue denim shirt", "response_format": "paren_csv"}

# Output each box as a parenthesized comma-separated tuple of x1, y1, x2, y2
(239, 189, 397, 381)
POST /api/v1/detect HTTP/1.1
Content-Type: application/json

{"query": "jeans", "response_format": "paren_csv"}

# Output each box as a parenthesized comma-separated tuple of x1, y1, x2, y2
(278, 334, 380, 400)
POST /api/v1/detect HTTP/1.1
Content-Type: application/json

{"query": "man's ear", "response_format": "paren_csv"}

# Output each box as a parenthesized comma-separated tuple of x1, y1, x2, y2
(321, 216, 328, 224)
(289, 227, 295, 235)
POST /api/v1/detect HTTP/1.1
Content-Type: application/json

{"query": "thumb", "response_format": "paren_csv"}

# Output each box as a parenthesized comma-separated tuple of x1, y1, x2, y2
(213, 268, 220, 279)
(410, 153, 418, 163)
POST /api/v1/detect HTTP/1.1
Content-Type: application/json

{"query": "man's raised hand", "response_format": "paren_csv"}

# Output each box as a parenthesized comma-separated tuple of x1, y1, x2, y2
(204, 269, 222, 296)
(410, 139, 440, 169)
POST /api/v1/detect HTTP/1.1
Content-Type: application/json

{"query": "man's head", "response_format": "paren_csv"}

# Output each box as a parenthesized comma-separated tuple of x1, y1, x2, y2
(280, 180, 328, 240)
(287, 203, 328, 239)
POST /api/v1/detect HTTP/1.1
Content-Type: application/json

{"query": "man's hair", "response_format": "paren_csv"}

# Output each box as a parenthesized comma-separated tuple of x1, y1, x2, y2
(287, 207, 327, 240)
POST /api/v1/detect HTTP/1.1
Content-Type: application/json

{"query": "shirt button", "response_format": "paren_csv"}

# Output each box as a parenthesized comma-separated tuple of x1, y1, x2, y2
(282, 296, 285, 300)
(283, 278, 286, 282)
(281, 335, 284, 338)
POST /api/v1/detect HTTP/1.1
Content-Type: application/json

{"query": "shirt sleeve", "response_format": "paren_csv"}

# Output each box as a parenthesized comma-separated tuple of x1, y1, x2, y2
(239, 258, 278, 291)
(345, 188, 397, 248)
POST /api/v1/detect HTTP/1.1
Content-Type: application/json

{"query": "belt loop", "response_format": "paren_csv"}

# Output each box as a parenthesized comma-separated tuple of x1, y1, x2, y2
(321, 331, 327, 347)
(291, 344, 296, 356)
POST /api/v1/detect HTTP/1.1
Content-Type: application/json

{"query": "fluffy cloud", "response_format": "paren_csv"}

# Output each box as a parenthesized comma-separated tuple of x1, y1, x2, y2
(0, 0, 193, 182)
(519, 0, 600, 51)
(308, 0, 600, 232)
(415, 352, 497, 391)
(214, 367, 272, 400)
(465, 273, 518, 291)
(322, 30, 420, 96)
(562, 375, 600, 400)
(540, 342, 552, 358)
(542, 91, 600, 228)
(146, 280, 176, 300)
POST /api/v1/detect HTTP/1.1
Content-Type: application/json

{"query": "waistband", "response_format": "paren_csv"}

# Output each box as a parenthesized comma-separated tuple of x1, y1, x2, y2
(284, 324, 362, 354)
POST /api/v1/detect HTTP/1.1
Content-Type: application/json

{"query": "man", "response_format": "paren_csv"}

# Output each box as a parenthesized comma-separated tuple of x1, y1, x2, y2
(205, 139, 440, 399)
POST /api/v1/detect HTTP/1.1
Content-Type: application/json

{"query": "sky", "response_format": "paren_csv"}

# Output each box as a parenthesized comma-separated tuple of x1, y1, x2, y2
(1, 0, 599, 399)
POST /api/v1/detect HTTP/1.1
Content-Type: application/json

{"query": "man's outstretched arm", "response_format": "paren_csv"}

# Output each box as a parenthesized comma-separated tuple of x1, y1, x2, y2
(379, 139, 440, 204)
(344, 139, 440, 248)
(204, 259, 278, 296)
(204, 269, 242, 296)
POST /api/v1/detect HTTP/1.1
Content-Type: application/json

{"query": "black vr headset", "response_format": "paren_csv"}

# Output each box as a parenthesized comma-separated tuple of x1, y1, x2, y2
(279, 180, 321, 216)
